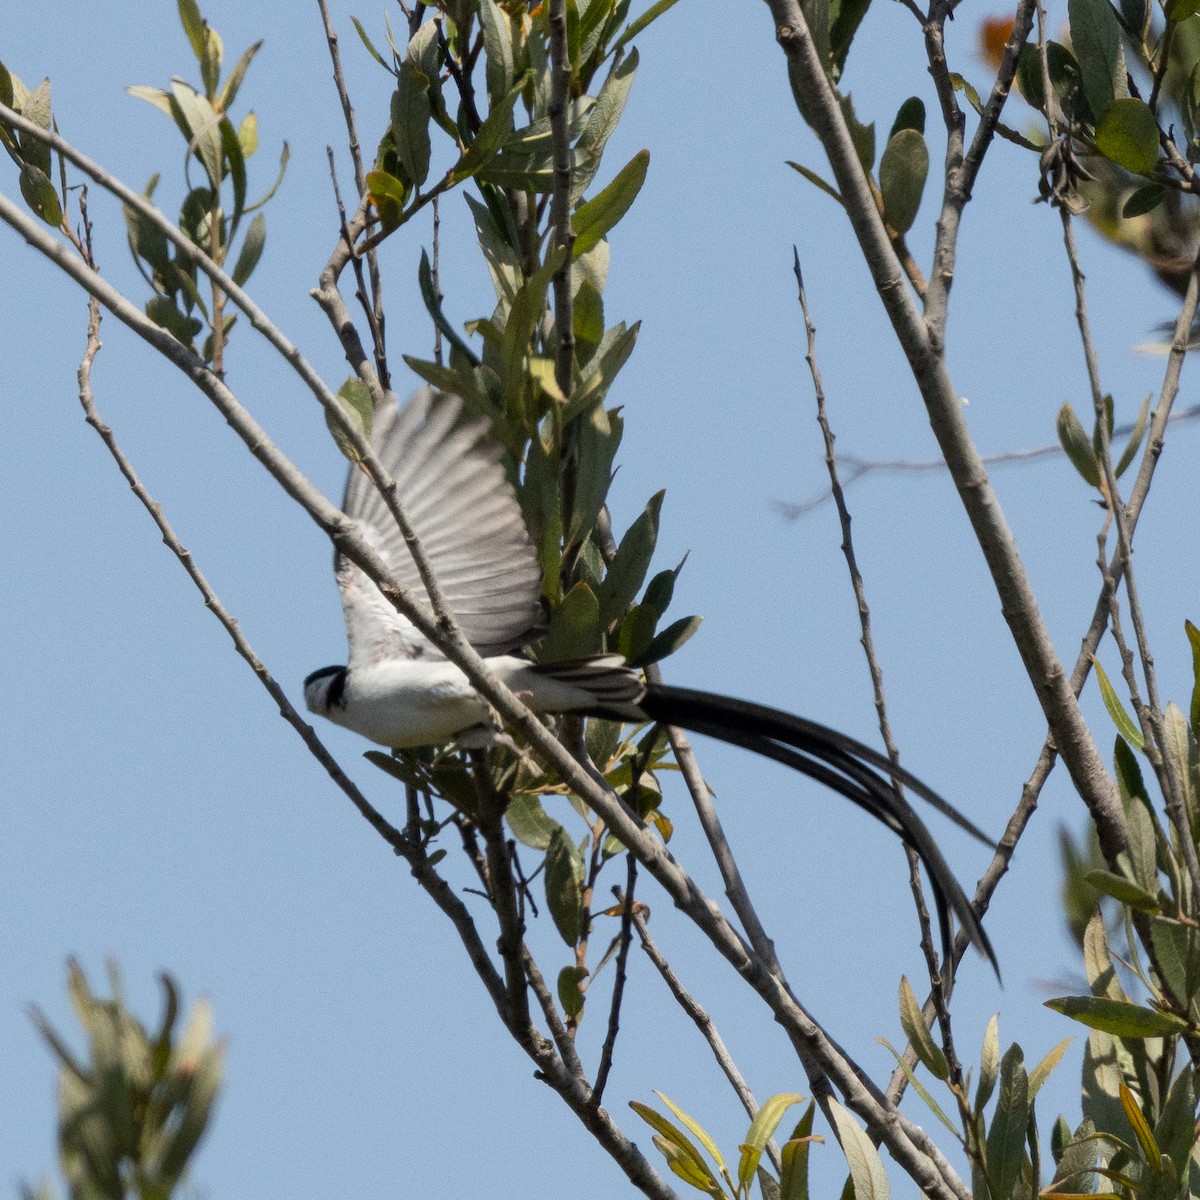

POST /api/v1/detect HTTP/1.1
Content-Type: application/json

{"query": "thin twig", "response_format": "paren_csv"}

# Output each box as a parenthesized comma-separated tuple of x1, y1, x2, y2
(1059, 211, 1200, 902)
(794, 251, 967, 1088)
(593, 859, 638, 1106)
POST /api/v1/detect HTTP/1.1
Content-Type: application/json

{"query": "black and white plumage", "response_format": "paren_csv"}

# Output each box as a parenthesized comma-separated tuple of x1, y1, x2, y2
(304, 388, 997, 973)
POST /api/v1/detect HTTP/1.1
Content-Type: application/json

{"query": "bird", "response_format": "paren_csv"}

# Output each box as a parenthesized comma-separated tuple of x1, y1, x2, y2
(304, 388, 997, 974)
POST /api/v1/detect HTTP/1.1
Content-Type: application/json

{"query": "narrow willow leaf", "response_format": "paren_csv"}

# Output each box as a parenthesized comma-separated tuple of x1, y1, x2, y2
(1045, 995, 1191, 1036)
(1082, 869, 1160, 911)
(611, 0, 683, 55)
(629, 1101, 719, 1181)
(392, 61, 432, 189)
(230, 211, 266, 285)
(545, 827, 584, 945)
(655, 1092, 728, 1177)
(325, 377, 374, 463)
(898, 976, 948, 1080)
(417, 250, 478, 365)
(572, 148, 649, 258)
(1119, 1080, 1163, 1169)
(1057, 402, 1101, 486)
(557, 966, 586, 1017)
(177, 0, 209, 64)
(598, 492, 663, 628)
(986, 1045, 1030, 1200)
(1091, 658, 1145, 749)
(1029, 1038, 1074, 1097)
(785, 160, 844, 205)
(1095, 97, 1159, 174)
(350, 16, 390, 69)
(828, 1100, 890, 1200)
(220, 39, 263, 112)
(976, 1013, 1001, 1111)
(876, 1037, 959, 1136)
(1162, 702, 1195, 820)
(634, 614, 702, 667)
(1187, 620, 1200, 735)
(778, 1103, 816, 1200)
(1114, 394, 1150, 478)
(739, 1094, 806, 1187)
(878, 128, 928, 234)
(479, 0, 514, 105)
(572, 49, 638, 204)
(127, 84, 175, 118)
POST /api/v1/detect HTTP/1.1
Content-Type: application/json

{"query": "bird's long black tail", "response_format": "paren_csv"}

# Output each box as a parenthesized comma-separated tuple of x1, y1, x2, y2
(615, 682, 998, 977)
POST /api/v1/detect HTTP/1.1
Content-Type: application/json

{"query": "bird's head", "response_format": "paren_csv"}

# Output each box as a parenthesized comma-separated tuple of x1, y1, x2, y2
(304, 665, 347, 713)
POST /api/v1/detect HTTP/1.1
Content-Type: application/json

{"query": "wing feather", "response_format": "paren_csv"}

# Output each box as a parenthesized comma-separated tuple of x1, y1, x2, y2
(336, 389, 542, 665)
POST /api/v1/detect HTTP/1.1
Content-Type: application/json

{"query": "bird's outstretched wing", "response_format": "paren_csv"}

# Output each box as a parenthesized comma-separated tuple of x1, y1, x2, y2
(337, 389, 543, 666)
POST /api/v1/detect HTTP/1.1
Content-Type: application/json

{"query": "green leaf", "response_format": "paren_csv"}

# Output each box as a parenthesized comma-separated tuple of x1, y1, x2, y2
(177, 0, 209, 64)
(572, 148, 649, 258)
(898, 976, 948, 1080)
(1068, 0, 1129, 118)
(1057, 402, 1101, 486)
(1162, 702, 1195, 823)
(18, 77, 52, 176)
(630, 1102, 721, 1190)
(634, 614, 702, 667)
(392, 61, 432, 189)
(230, 211, 266, 285)
(417, 249, 479, 365)
(829, 0, 873, 77)
(644, 556, 686, 618)
(567, 405, 622, 548)
(544, 828, 584, 945)
(568, 320, 639, 418)
(1114, 393, 1150, 478)
(1149, 920, 1200, 1013)
(890, 97, 926, 137)
(1095, 98, 1159, 175)
(1117, 737, 1158, 893)
(598, 492, 663, 628)
(1187, 619, 1200, 735)
(350, 16, 390, 70)
(170, 81, 223, 190)
(611, 0, 682, 56)
(976, 1013, 1001, 1111)
(539, 582, 602, 662)
(557, 966, 587, 1017)
(219, 39, 262, 111)
(479, 0, 514, 106)
(655, 1092, 728, 1177)
(18, 161, 62, 225)
(452, 76, 526, 180)
(506, 793, 565, 850)
(1045, 995, 1192, 1036)
(1122, 183, 1165, 218)
(1092, 658, 1145, 749)
(875, 1037, 959, 1136)
(838, 93, 875, 173)
(1028, 1037, 1074, 1097)
(200, 25, 223, 98)
(572, 49, 639, 204)
(828, 1100, 890, 1200)
(325, 377, 374, 463)
(878, 127, 928, 234)
(1082, 869, 1160, 911)
(739, 1094, 806, 1188)
(618, 603, 658, 664)
(145, 295, 204, 348)
(785, 160, 844, 206)
(986, 1044, 1030, 1200)
(778, 1104, 816, 1200)
(127, 84, 175, 118)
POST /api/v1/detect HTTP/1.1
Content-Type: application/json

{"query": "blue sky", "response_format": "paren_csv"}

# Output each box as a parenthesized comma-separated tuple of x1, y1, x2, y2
(3, 1, 1199, 1197)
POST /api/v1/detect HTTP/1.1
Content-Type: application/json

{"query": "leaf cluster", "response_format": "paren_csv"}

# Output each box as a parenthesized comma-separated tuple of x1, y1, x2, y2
(22, 961, 223, 1200)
